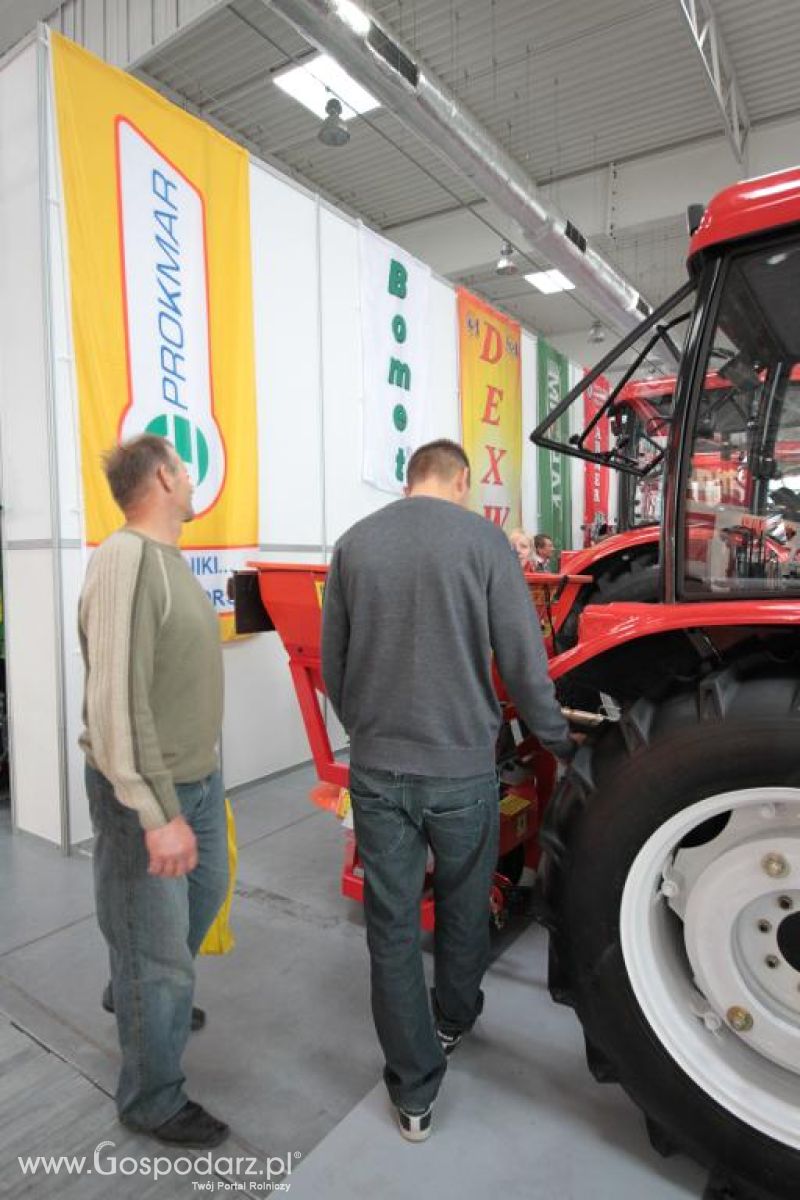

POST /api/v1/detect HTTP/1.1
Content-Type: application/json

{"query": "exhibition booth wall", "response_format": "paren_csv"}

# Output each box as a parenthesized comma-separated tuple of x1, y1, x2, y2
(0, 31, 606, 848)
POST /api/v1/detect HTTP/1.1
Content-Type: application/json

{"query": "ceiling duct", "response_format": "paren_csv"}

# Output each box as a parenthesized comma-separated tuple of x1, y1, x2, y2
(264, 0, 652, 337)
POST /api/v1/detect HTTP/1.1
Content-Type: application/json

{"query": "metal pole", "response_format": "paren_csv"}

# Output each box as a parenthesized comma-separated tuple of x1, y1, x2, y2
(36, 25, 71, 853)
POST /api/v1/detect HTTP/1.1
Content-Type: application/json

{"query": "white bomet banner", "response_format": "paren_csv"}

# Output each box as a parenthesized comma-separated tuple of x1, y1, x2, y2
(359, 226, 432, 493)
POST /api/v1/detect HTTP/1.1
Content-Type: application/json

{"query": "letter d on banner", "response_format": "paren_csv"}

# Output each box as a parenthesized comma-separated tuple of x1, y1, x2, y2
(116, 119, 225, 516)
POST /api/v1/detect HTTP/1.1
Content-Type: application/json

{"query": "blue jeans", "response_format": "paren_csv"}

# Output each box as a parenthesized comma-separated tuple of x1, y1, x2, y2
(86, 763, 228, 1130)
(349, 765, 499, 1112)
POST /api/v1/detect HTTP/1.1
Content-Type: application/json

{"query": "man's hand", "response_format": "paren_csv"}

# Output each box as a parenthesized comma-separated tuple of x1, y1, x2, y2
(145, 816, 198, 877)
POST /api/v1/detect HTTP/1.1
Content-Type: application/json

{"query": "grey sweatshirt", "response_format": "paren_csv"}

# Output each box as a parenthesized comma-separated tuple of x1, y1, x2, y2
(321, 495, 573, 777)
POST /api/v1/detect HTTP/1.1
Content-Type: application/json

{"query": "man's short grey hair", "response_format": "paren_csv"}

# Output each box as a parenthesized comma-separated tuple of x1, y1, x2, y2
(103, 434, 176, 513)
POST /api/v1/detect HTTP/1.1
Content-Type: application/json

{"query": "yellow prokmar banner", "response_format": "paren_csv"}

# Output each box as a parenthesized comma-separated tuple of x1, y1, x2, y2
(51, 33, 258, 638)
(457, 289, 522, 531)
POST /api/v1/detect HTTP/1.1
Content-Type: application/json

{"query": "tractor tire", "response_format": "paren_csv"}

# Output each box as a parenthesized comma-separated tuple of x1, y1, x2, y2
(542, 665, 800, 1200)
(558, 548, 659, 651)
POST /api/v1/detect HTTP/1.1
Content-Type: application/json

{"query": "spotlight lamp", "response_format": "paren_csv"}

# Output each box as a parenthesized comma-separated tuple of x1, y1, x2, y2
(496, 241, 517, 276)
(318, 97, 350, 146)
(588, 320, 606, 344)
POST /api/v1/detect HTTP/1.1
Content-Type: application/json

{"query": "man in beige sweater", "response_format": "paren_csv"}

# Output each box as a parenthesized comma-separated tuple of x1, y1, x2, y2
(79, 434, 228, 1147)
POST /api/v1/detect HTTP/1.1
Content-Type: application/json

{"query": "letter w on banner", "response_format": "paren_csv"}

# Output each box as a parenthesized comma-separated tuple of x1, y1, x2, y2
(50, 33, 258, 640)
(457, 289, 521, 530)
(359, 226, 432, 492)
(583, 371, 611, 546)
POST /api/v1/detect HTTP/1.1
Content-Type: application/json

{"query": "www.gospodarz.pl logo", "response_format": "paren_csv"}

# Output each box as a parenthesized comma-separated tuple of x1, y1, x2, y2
(17, 1141, 301, 1190)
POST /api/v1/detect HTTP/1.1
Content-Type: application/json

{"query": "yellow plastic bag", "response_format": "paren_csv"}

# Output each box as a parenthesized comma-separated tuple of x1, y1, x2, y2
(199, 797, 237, 955)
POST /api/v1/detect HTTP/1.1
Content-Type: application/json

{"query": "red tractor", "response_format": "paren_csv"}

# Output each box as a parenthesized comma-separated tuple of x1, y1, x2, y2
(530, 167, 800, 1199)
(235, 165, 800, 1199)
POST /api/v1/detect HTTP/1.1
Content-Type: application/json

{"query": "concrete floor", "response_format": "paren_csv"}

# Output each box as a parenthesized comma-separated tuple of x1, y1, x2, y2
(0, 764, 709, 1199)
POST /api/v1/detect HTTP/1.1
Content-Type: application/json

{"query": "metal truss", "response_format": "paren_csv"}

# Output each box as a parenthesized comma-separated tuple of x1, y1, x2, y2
(678, 0, 750, 162)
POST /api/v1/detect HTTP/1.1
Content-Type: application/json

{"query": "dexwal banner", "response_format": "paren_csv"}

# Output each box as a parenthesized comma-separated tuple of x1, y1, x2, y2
(583, 371, 611, 545)
(457, 290, 521, 530)
(51, 33, 258, 638)
(536, 339, 573, 553)
(359, 226, 432, 492)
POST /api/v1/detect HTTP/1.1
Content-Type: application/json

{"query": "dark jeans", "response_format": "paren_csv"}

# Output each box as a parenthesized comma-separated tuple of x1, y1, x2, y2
(86, 763, 228, 1130)
(349, 765, 499, 1112)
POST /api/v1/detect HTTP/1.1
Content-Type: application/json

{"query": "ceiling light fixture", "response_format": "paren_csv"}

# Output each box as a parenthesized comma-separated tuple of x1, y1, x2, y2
(495, 241, 517, 276)
(588, 320, 606, 344)
(331, 0, 372, 37)
(524, 268, 575, 295)
(318, 97, 350, 146)
(274, 53, 380, 121)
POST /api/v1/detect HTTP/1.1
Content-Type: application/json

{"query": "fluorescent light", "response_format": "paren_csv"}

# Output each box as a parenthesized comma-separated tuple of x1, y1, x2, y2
(274, 53, 380, 120)
(332, 0, 372, 36)
(524, 268, 575, 294)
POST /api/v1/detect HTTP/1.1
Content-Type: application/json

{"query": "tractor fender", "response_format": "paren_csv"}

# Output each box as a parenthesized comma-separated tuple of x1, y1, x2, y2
(549, 598, 800, 683)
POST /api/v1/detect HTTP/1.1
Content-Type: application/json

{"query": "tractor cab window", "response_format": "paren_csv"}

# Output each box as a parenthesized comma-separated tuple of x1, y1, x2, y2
(615, 390, 673, 529)
(682, 242, 800, 597)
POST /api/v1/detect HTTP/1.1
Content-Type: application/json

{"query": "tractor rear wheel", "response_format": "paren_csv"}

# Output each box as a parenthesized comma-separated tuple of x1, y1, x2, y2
(543, 666, 800, 1199)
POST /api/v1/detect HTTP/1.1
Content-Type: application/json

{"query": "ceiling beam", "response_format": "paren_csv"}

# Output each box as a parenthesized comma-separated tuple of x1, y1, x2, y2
(677, 0, 750, 162)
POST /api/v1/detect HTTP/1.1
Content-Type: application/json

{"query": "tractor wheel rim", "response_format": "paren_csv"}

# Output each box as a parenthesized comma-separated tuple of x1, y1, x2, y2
(619, 786, 800, 1149)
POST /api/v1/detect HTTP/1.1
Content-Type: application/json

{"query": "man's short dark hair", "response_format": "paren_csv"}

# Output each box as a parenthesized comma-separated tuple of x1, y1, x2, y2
(406, 440, 470, 489)
(103, 434, 176, 513)
(534, 534, 554, 552)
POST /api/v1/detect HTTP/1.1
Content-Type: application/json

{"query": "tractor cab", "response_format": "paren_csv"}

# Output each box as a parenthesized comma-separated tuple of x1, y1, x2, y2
(534, 168, 800, 613)
(675, 246, 800, 598)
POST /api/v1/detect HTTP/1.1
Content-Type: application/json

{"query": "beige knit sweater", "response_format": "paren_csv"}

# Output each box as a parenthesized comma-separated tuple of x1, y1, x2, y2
(79, 529, 223, 830)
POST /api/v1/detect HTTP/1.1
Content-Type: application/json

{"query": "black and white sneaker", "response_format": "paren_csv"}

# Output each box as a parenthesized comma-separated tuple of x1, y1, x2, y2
(396, 1105, 432, 1142)
(436, 1027, 463, 1056)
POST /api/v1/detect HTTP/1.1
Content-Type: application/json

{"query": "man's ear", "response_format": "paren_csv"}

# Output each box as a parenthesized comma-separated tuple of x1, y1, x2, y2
(155, 463, 173, 493)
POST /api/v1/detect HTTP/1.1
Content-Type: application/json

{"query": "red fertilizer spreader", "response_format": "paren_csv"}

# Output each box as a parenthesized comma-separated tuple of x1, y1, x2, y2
(232, 562, 592, 929)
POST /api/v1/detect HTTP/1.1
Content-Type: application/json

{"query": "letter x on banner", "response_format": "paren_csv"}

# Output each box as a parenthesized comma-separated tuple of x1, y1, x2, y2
(457, 289, 522, 531)
(50, 33, 258, 638)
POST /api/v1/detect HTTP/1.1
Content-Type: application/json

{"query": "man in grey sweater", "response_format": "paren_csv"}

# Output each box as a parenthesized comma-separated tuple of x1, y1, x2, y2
(321, 439, 574, 1142)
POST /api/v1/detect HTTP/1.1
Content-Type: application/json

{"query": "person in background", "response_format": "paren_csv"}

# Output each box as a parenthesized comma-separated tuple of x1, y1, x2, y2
(532, 533, 556, 572)
(321, 439, 577, 1144)
(79, 434, 229, 1149)
(508, 527, 533, 570)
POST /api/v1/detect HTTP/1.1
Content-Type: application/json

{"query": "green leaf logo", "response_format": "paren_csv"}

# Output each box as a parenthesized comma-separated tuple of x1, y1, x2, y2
(146, 413, 209, 484)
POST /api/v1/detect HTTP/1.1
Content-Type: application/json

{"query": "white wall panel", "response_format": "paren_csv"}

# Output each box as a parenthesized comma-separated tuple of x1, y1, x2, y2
(3, 549, 62, 841)
(426, 279, 459, 443)
(319, 209, 385, 546)
(61, 546, 91, 842)
(222, 634, 315, 791)
(250, 164, 323, 550)
(0, 43, 67, 844)
(0, 44, 53, 546)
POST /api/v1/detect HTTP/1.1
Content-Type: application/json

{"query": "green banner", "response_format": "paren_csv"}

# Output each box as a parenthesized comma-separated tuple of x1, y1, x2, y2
(536, 340, 572, 553)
